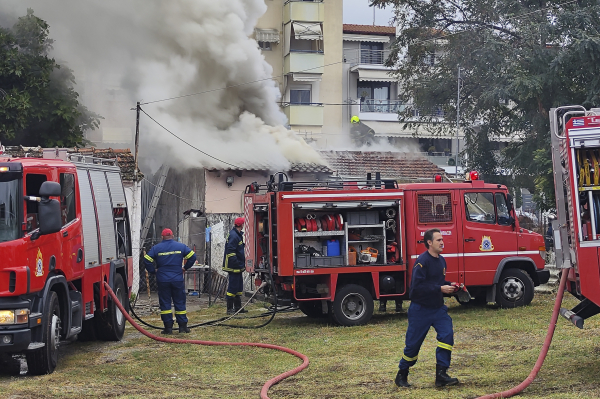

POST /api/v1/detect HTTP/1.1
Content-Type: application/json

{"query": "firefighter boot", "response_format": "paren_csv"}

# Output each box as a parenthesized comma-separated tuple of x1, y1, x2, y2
(395, 368, 410, 388)
(227, 296, 235, 315)
(161, 322, 173, 335)
(395, 300, 404, 313)
(379, 300, 387, 312)
(178, 322, 191, 334)
(435, 365, 459, 387)
(234, 296, 248, 313)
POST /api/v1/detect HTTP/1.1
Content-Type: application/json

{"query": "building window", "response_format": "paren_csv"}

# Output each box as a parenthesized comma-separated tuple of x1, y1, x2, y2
(360, 42, 384, 64)
(358, 82, 390, 101)
(258, 41, 272, 51)
(290, 89, 311, 104)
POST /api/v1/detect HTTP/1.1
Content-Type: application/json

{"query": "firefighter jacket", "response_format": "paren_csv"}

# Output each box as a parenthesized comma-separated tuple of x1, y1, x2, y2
(222, 228, 245, 273)
(144, 239, 196, 283)
(409, 251, 451, 309)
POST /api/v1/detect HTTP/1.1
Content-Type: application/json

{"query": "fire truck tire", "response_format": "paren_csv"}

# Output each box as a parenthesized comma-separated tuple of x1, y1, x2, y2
(96, 274, 126, 341)
(298, 301, 328, 318)
(0, 353, 22, 376)
(331, 284, 374, 326)
(496, 268, 534, 308)
(26, 291, 61, 375)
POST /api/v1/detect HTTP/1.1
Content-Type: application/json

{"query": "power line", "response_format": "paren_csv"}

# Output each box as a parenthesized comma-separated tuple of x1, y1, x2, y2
(139, 107, 240, 168)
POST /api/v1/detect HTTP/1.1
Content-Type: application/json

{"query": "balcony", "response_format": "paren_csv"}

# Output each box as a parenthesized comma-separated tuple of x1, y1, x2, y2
(360, 100, 445, 117)
(284, 0, 324, 24)
(283, 103, 324, 126)
(284, 51, 324, 74)
(344, 49, 392, 66)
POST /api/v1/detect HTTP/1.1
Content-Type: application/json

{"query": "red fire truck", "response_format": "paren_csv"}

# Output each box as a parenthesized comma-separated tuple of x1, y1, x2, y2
(550, 106, 600, 328)
(243, 173, 550, 326)
(0, 152, 133, 374)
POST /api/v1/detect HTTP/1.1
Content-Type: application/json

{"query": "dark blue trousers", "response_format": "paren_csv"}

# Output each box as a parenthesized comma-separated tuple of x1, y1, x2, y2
(226, 272, 243, 297)
(398, 303, 454, 369)
(157, 280, 188, 325)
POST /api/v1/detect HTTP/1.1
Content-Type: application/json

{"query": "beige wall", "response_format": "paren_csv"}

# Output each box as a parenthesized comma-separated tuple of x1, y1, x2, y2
(320, 0, 344, 147)
(204, 170, 265, 214)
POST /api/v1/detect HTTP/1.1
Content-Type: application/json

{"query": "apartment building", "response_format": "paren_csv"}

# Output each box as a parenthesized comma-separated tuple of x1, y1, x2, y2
(342, 24, 465, 174)
(254, 0, 343, 145)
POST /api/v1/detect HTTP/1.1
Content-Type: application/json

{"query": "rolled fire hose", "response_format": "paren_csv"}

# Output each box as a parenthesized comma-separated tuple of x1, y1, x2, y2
(476, 269, 569, 399)
(103, 281, 309, 399)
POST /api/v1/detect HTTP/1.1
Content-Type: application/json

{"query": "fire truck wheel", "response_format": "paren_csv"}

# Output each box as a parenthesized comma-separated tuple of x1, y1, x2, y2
(496, 268, 534, 308)
(26, 291, 61, 375)
(96, 274, 127, 341)
(298, 301, 328, 318)
(331, 284, 374, 326)
(0, 353, 22, 376)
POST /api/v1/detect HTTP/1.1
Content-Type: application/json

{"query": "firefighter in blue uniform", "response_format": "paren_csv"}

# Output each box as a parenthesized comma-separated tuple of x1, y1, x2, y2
(144, 228, 196, 334)
(223, 217, 247, 315)
(395, 228, 460, 388)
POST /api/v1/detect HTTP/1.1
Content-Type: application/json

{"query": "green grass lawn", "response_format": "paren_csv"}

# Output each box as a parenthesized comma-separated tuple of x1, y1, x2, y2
(2, 292, 600, 399)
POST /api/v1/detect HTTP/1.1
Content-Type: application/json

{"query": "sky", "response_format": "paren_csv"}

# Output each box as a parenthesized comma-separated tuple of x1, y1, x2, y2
(343, 0, 395, 26)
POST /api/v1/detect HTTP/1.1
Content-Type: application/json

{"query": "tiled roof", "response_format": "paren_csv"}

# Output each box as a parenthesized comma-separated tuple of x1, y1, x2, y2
(318, 151, 445, 182)
(1, 146, 142, 181)
(343, 24, 396, 35)
(207, 161, 332, 174)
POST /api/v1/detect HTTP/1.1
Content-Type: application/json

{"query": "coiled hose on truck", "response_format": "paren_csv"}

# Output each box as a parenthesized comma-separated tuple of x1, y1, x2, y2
(476, 269, 569, 399)
(103, 281, 309, 399)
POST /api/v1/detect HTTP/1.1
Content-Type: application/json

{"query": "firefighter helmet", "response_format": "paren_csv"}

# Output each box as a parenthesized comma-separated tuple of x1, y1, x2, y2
(350, 115, 360, 124)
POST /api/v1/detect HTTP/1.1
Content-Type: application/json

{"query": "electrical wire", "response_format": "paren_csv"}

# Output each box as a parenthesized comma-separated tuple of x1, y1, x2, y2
(139, 107, 240, 168)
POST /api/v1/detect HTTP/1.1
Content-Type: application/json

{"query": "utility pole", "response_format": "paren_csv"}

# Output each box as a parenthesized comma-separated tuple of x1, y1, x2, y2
(134, 101, 141, 182)
(455, 66, 461, 178)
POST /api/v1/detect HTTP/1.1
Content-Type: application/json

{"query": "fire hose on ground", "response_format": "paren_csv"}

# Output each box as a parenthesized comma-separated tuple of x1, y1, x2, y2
(103, 281, 309, 399)
(476, 269, 569, 399)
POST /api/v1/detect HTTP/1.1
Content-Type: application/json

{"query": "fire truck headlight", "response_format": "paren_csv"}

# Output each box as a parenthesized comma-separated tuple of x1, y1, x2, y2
(15, 309, 29, 324)
(0, 310, 15, 325)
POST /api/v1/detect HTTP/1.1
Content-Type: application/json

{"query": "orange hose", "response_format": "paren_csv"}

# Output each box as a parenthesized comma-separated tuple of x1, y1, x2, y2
(476, 270, 569, 399)
(104, 282, 309, 399)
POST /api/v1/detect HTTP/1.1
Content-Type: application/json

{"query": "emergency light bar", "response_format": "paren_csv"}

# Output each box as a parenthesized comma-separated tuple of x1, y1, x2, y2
(465, 171, 479, 181)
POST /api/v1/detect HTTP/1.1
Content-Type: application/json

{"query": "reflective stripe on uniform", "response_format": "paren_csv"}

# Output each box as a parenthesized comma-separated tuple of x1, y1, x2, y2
(184, 250, 195, 260)
(437, 341, 453, 351)
(175, 310, 187, 315)
(144, 254, 154, 262)
(226, 292, 236, 297)
(402, 354, 418, 362)
(236, 292, 243, 296)
(160, 310, 172, 315)
(158, 251, 182, 256)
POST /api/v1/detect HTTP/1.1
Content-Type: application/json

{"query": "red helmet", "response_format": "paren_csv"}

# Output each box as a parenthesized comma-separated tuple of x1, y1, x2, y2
(234, 217, 245, 227)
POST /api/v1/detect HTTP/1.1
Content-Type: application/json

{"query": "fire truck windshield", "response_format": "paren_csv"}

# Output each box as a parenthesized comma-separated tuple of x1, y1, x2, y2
(0, 178, 21, 243)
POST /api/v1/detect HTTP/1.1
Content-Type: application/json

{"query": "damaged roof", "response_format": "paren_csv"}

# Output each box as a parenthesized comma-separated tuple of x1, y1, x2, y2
(319, 151, 446, 182)
(1, 146, 143, 182)
(207, 160, 332, 174)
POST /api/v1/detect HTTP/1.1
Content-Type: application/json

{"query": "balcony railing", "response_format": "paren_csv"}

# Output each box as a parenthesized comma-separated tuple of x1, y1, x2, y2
(344, 49, 392, 65)
(360, 100, 445, 117)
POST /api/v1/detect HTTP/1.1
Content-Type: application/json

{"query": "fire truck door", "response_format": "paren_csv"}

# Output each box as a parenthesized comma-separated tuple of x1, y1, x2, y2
(59, 172, 84, 277)
(461, 191, 517, 286)
(25, 171, 60, 293)
(413, 192, 460, 284)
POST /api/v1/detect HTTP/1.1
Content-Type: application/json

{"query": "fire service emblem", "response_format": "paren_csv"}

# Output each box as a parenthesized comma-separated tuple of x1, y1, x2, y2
(35, 248, 44, 277)
(479, 236, 494, 252)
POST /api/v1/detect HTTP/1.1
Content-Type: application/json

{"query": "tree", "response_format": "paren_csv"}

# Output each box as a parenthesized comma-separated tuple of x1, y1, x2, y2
(0, 9, 100, 147)
(370, 0, 600, 210)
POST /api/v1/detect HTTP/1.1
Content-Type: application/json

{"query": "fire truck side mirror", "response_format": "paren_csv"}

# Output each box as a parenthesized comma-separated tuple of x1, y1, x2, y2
(506, 193, 514, 212)
(38, 198, 62, 236)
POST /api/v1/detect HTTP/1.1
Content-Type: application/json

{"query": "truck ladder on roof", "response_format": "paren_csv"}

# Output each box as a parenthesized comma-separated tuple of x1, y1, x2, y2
(139, 164, 170, 252)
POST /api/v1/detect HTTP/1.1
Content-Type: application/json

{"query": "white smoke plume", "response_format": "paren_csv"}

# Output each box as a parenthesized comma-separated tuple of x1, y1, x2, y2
(0, 0, 323, 171)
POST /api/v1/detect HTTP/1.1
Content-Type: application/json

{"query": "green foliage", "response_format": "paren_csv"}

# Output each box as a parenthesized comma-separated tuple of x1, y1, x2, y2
(370, 0, 600, 210)
(0, 9, 100, 147)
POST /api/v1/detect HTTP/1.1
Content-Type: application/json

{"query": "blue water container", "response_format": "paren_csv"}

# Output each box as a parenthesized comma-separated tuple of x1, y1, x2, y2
(326, 239, 340, 257)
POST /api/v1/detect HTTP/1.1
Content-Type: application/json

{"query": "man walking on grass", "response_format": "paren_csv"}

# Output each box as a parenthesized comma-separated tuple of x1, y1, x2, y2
(395, 228, 460, 388)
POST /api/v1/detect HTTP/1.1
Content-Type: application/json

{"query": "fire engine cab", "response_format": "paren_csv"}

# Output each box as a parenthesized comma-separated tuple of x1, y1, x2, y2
(0, 152, 132, 374)
(244, 173, 550, 326)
